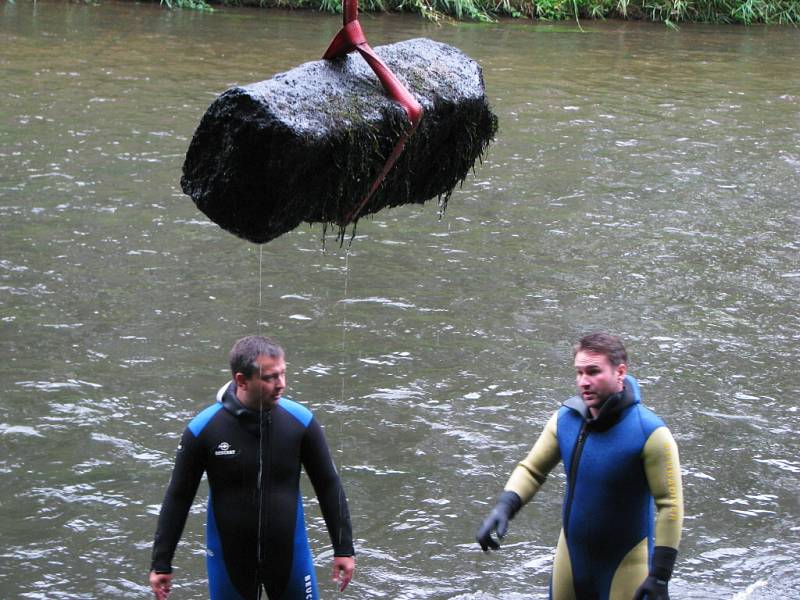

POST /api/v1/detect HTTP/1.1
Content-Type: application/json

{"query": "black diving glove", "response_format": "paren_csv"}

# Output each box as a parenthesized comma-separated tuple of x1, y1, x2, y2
(633, 546, 677, 600)
(475, 491, 522, 551)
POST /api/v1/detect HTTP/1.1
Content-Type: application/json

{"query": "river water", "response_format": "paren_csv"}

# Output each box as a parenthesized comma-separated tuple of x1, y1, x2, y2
(1, 1, 798, 598)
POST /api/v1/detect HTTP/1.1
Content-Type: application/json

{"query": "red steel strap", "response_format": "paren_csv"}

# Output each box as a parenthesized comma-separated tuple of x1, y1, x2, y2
(323, 0, 424, 225)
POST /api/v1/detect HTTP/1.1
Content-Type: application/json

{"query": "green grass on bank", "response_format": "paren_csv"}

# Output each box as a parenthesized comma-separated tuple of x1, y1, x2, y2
(159, 0, 800, 25)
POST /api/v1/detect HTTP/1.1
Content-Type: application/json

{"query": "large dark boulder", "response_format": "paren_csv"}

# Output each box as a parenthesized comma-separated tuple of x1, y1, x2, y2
(181, 37, 498, 244)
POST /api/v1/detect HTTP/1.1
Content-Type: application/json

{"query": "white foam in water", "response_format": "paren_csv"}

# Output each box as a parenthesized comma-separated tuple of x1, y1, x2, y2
(0, 424, 43, 437)
(339, 296, 416, 309)
(731, 579, 767, 599)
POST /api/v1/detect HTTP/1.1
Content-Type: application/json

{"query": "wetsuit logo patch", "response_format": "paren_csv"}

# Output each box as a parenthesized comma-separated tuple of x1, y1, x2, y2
(213, 441, 238, 457)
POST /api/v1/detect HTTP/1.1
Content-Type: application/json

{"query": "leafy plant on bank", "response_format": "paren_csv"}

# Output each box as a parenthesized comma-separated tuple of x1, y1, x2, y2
(157, 0, 800, 25)
(160, 0, 215, 11)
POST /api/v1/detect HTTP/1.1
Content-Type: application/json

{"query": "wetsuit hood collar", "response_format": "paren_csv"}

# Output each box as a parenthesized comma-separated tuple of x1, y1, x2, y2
(218, 380, 266, 420)
(564, 375, 641, 430)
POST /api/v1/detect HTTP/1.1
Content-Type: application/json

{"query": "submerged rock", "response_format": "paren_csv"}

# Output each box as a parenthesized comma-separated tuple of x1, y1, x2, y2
(181, 37, 498, 244)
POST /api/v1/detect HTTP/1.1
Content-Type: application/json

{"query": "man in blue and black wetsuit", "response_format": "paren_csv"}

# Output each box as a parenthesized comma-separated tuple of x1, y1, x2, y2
(476, 332, 684, 600)
(149, 335, 355, 600)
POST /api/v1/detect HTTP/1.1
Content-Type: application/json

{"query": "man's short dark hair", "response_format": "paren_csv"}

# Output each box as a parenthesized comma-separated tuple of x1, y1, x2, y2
(229, 335, 284, 378)
(573, 332, 628, 367)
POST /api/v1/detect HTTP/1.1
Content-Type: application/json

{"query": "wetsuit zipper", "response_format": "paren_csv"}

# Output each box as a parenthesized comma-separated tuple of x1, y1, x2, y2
(263, 408, 272, 571)
(563, 422, 588, 540)
(255, 407, 272, 588)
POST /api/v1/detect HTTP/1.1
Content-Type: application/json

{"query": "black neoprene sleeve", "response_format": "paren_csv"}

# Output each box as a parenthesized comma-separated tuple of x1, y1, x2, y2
(150, 428, 205, 573)
(651, 546, 678, 580)
(301, 419, 355, 556)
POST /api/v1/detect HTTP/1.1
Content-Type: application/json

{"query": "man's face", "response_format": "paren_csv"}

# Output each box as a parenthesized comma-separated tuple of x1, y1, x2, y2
(574, 350, 626, 414)
(237, 354, 286, 409)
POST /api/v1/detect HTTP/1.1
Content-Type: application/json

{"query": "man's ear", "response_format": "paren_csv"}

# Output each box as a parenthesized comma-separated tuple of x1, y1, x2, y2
(234, 372, 248, 389)
(617, 362, 628, 381)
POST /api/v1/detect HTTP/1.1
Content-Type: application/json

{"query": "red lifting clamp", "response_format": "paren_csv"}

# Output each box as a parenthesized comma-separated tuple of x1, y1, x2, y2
(323, 0, 424, 225)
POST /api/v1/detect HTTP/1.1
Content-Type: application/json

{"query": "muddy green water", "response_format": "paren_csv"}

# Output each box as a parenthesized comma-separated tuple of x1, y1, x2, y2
(1, 1, 799, 598)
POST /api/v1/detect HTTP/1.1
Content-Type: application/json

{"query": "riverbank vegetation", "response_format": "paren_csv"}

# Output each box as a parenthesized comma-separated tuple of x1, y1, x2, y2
(160, 0, 800, 24)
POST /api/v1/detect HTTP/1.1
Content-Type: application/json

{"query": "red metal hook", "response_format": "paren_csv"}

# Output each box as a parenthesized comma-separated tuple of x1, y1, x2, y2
(323, 0, 424, 226)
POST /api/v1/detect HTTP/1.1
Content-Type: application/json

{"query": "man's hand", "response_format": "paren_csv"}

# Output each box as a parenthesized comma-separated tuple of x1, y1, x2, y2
(475, 491, 522, 551)
(332, 555, 355, 592)
(476, 506, 509, 551)
(632, 575, 669, 599)
(149, 571, 172, 600)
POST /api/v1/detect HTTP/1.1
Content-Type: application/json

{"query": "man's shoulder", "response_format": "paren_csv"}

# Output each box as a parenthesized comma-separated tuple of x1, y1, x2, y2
(558, 396, 586, 419)
(632, 402, 668, 436)
(277, 397, 314, 428)
(187, 402, 225, 437)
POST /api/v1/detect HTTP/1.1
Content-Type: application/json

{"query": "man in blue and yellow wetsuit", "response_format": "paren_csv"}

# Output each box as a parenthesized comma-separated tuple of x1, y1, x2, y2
(476, 332, 683, 600)
(149, 336, 355, 600)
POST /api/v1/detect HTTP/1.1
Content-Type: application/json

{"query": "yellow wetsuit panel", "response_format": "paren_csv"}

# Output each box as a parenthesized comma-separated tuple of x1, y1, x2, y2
(642, 426, 684, 549)
(609, 537, 649, 599)
(551, 529, 577, 600)
(504, 412, 561, 502)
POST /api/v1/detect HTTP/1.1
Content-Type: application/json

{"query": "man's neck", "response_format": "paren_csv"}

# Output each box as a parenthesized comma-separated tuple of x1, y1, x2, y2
(588, 384, 625, 419)
(236, 391, 271, 412)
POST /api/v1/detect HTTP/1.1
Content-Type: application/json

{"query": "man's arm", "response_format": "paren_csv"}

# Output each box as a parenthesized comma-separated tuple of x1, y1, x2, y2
(643, 426, 684, 549)
(476, 411, 561, 550)
(504, 411, 562, 502)
(633, 426, 684, 600)
(301, 418, 355, 589)
(150, 427, 206, 576)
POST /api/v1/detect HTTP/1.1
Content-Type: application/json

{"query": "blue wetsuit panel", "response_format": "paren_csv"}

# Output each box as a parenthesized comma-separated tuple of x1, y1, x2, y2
(189, 402, 223, 437)
(275, 496, 318, 600)
(279, 397, 313, 428)
(207, 492, 246, 600)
